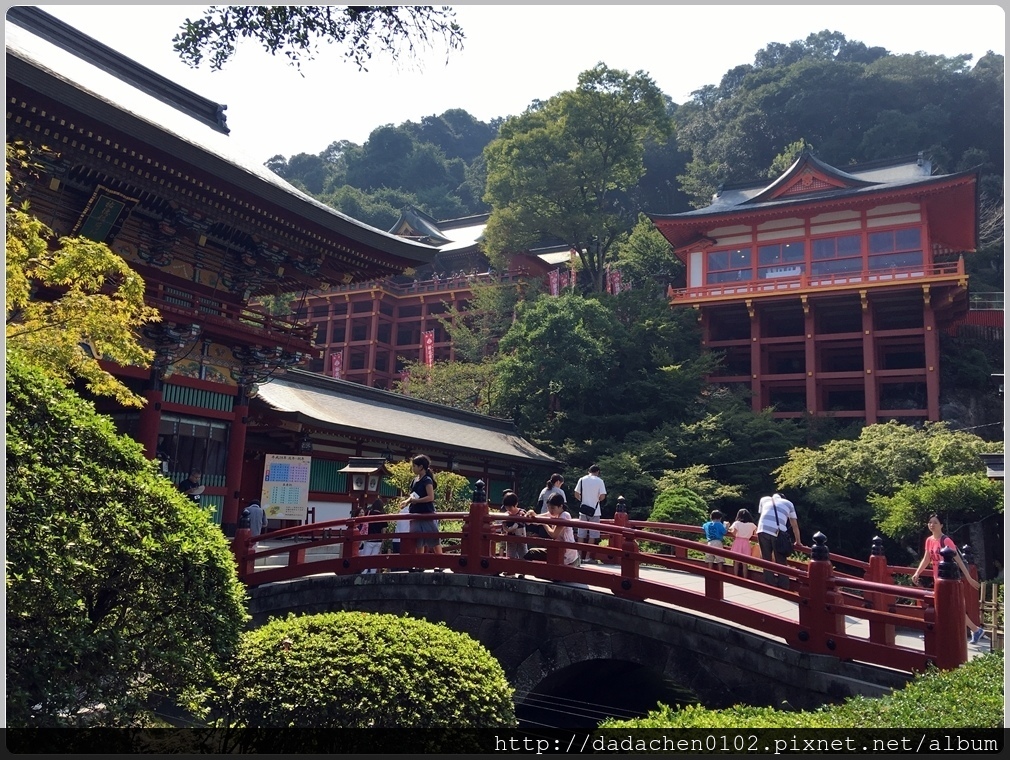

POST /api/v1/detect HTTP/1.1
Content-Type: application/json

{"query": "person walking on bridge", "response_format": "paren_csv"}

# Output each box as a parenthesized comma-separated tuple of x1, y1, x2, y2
(911, 514, 984, 644)
(401, 454, 443, 567)
(756, 493, 801, 589)
(573, 465, 606, 563)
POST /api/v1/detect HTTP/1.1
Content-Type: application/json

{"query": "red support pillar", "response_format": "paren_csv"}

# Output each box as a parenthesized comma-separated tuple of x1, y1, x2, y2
(136, 383, 163, 459)
(922, 285, 940, 421)
(617, 528, 644, 600)
(797, 533, 844, 652)
(222, 391, 249, 535)
(366, 292, 380, 388)
(465, 480, 490, 572)
(748, 299, 761, 413)
(803, 298, 817, 416)
(231, 527, 254, 582)
(865, 537, 896, 646)
(860, 290, 878, 425)
(932, 546, 968, 670)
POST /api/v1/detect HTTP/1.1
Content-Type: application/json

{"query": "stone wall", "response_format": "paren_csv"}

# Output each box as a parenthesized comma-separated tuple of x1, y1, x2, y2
(249, 573, 911, 710)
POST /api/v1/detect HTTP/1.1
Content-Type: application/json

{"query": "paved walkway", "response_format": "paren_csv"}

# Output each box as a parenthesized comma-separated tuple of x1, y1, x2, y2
(248, 538, 992, 661)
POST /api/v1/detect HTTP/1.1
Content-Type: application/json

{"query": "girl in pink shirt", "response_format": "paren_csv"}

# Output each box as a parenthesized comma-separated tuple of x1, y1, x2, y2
(728, 508, 758, 577)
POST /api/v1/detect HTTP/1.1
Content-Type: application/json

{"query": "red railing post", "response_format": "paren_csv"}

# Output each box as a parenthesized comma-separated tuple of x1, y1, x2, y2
(798, 532, 843, 652)
(608, 496, 628, 562)
(933, 546, 968, 670)
(231, 527, 254, 582)
(866, 536, 896, 646)
(341, 520, 359, 568)
(465, 480, 489, 573)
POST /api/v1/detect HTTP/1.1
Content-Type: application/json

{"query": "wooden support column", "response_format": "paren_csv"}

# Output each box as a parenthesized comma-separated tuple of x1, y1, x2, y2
(748, 300, 761, 412)
(803, 296, 817, 415)
(222, 386, 250, 536)
(923, 285, 940, 420)
(366, 291, 380, 387)
(136, 376, 163, 459)
(860, 290, 878, 424)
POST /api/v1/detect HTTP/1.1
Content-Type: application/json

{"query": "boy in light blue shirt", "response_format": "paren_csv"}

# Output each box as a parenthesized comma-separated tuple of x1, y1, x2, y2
(702, 510, 728, 569)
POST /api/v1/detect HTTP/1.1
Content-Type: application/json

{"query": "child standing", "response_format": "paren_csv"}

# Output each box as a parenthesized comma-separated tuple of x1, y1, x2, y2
(702, 510, 728, 569)
(501, 492, 529, 577)
(728, 508, 758, 577)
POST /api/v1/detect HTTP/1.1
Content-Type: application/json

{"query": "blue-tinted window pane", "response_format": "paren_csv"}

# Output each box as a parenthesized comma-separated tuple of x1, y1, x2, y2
(758, 245, 780, 265)
(729, 248, 751, 267)
(812, 238, 835, 260)
(837, 235, 861, 255)
(868, 251, 923, 270)
(895, 227, 921, 250)
(868, 231, 893, 254)
(707, 251, 728, 270)
(707, 269, 753, 284)
(783, 242, 805, 262)
(812, 258, 863, 276)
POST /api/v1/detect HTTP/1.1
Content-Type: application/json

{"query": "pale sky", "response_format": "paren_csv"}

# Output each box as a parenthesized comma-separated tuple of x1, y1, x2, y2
(30, 4, 1008, 165)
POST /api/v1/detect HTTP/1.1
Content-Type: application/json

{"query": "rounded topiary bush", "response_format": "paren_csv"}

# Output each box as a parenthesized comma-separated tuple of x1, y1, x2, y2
(207, 611, 515, 730)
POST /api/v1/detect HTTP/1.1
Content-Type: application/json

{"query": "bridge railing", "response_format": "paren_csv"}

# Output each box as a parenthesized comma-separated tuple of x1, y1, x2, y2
(232, 506, 971, 673)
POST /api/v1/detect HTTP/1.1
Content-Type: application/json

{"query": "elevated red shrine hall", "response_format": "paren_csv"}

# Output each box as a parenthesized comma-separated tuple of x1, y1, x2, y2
(651, 152, 978, 424)
(299, 207, 567, 389)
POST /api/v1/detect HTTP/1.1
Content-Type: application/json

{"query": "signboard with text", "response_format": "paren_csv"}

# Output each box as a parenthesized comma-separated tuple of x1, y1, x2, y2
(261, 453, 311, 521)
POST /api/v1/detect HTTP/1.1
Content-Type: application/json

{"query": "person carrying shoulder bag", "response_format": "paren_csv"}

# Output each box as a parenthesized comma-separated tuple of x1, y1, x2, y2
(756, 493, 800, 589)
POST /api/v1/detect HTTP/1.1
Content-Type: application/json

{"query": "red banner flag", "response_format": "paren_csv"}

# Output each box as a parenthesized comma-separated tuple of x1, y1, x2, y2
(548, 269, 560, 296)
(559, 271, 569, 290)
(610, 268, 622, 295)
(330, 350, 344, 379)
(422, 329, 435, 367)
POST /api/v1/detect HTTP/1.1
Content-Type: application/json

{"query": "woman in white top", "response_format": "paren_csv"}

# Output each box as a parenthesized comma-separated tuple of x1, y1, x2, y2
(728, 508, 758, 577)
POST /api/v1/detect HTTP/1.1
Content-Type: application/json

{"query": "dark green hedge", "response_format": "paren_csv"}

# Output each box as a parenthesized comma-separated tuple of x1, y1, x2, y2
(602, 650, 1004, 728)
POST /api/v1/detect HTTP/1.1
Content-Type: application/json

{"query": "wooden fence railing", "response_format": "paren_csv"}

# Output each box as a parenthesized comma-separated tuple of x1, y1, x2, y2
(233, 502, 977, 673)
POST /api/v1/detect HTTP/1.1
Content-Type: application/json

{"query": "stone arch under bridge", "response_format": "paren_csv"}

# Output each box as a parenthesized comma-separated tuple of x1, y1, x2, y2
(248, 573, 911, 713)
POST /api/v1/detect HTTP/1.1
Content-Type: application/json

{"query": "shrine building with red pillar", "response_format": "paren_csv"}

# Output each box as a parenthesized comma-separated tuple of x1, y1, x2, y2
(650, 151, 978, 424)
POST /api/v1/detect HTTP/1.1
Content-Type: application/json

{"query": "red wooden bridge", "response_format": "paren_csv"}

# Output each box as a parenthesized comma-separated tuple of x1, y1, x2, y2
(232, 502, 982, 675)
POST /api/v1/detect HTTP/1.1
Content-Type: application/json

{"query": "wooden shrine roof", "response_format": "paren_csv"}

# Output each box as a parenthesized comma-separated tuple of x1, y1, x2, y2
(254, 370, 560, 468)
(6, 8, 436, 291)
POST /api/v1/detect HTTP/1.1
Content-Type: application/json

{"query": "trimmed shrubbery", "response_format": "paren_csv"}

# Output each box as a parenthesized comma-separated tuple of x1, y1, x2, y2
(602, 650, 1004, 728)
(197, 611, 515, 730)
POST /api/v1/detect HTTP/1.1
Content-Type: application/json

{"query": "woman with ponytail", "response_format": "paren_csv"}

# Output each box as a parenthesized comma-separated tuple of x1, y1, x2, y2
(401, 454, 443, 563)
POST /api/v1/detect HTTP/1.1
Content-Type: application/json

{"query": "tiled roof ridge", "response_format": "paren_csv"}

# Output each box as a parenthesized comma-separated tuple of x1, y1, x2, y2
(282, 368, 520, 431)
(6, 5, 229, 134)
(717, 152, 928, 193)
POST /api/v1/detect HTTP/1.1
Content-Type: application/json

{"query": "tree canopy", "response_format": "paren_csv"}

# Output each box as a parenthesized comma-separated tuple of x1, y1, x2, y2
(773, 421, 1001, 556)
(173, 5, 464, 72)
(6, 143, 160, 407)
(674, 32, 1003, 206)
(483, 64, 673, 292)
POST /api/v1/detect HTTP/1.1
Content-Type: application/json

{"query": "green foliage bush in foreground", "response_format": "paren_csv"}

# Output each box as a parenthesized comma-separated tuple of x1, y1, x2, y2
(602, 650, 1003, 728)
(195, 611, 515, 729)
(5, 352, 248, 726)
